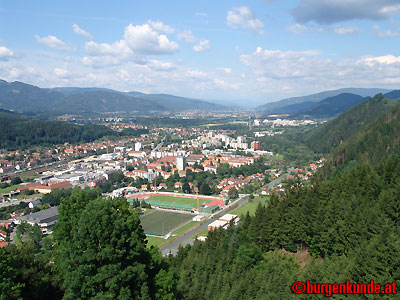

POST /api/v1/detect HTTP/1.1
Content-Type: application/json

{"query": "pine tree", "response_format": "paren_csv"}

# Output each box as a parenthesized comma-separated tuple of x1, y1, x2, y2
(58, 197, 178, 300)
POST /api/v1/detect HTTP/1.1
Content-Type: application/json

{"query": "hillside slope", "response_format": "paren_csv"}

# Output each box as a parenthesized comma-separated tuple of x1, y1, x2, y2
(0, 80, 227, 115)
(326, 102, 400, 172)
(0, 80, 64, 113)
(128, 93, 227, 111)
(295, 93, 367, 118)
(0, 110, 118, 149)
(303, 94, 395, 153)
(384, 90, 400, 100)
(257, 87, 390, 113)
(56, 91, 164, 113)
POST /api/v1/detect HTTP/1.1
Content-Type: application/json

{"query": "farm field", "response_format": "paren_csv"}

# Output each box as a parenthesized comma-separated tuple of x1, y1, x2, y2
(145, 194, 210, 210)
(140, 210, 193, 236)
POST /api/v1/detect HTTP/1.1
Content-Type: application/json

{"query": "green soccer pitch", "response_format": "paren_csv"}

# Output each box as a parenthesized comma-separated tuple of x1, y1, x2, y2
(140, 210, 194, 236)
(144, 194, 210, 210)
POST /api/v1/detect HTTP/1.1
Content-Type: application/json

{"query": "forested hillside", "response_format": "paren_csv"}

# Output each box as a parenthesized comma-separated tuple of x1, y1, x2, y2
(0, 110, 144, 149)
(256, 88, 389, 113)
(325, 101, 400, 173)
(295, 93, 367, 118)
(171, 156, 400, 299)
(303, 94, 395, 153)
(0, 80, 226, 115)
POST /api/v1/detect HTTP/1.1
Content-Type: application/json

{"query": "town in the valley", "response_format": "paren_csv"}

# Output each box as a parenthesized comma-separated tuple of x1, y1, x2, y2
(0, 114, 323, 252)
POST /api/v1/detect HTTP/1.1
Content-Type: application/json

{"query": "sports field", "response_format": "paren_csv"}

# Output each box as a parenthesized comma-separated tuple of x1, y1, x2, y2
(145, 194, 210, 210)
(140, 210, 193, 236)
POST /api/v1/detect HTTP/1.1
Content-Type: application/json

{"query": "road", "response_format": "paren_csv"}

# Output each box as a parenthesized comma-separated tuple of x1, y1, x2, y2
(153, 137, 165, 152)
(160, 167, 294, 256)
(267, 167, 294, 189)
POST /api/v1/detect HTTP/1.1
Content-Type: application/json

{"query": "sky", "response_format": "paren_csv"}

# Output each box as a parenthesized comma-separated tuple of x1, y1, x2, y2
(1, 0, 400, 106)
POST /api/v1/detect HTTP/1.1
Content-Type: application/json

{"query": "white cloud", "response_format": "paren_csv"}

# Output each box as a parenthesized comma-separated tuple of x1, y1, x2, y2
(81, 22, 179, 67)
(53, 68, 68, 77)
(227, 6, 264, 35)
(195, 12, 208, 17)
(124, 24, 178, 55)
(359, 55, 400, 66)
(34, 35, 74, 51)
(0, 46, 14, 60)
(147, 59, 175, 71)
(373, 25, 399, 38)
(286, 23, 308, 34)
(333, 26, 359, 35)
(82, 56, 125, 68)
(240, 47, 400, 97)
(186, 69, 208, 79)
(217, 67, 232, 74)
(82, 39, 147, 68)
(214, 78, 239, 90)
(0, 64, 39, 83)
(85, 40, 132, 57)
(286, 23, 325, 34)
(378, 30, 399, 38)
(177, 29, 197, 43)
(72, 24, 93, 40)
(147, 20, 175, 34)
(241, 47, 323, 79)
(193, 39, 211, 52)
(177, 29, 211, 52)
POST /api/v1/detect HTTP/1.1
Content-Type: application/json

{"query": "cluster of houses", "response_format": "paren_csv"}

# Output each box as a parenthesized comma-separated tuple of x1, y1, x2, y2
(253, 118, 317, 127)
(0, 134, 155, 175)
(0, 226, 8, 248)
(217, 173, 265, 197)
(124, 151, 267, 197)
(0, 126, 282, 246)
(259, 159, 326, 196)
(292, 160, 325, 180)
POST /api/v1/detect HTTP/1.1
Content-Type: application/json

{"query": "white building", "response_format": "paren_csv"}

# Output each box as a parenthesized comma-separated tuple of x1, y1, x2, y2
(193, 215, 205, 222)
(134, 142, 142, 151)
(176, 156, 186, 171)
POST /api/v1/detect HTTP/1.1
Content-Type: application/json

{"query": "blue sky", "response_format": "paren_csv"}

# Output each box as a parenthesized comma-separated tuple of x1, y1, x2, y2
(1, 0, 400, 106)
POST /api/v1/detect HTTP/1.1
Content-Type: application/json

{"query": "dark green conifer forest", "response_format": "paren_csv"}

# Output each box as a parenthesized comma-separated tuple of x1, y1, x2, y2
(0, 110, 148, 150)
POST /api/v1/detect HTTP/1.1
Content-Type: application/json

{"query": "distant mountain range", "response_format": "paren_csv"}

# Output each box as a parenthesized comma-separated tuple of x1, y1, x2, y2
(257, 88, 393, 117)
(0, 80, 227, 115)
(2, 79, 399, 118)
